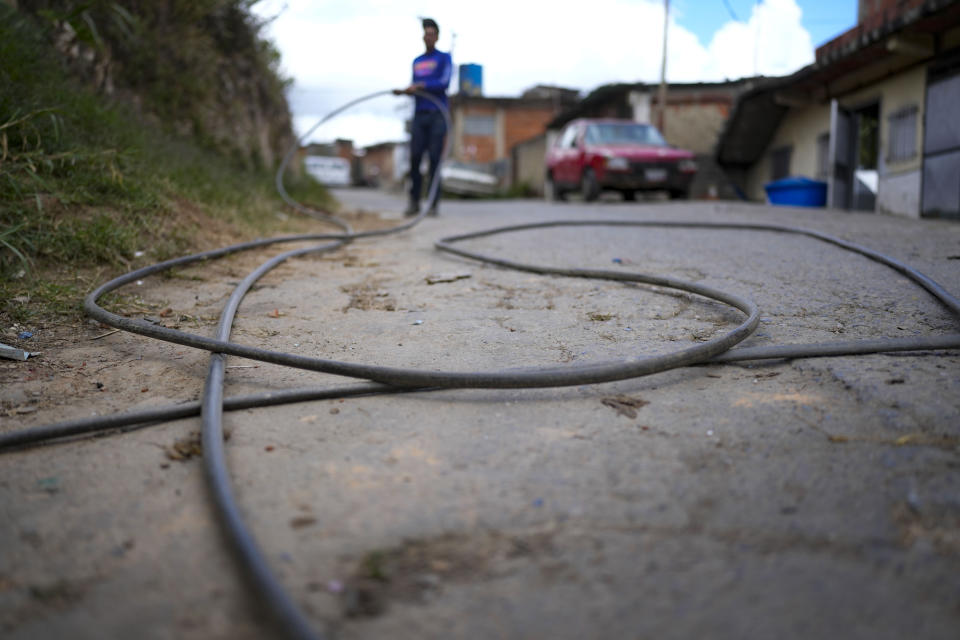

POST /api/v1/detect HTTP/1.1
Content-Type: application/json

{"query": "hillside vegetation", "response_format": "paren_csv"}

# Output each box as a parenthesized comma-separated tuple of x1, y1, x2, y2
(1, 1, 332, 326)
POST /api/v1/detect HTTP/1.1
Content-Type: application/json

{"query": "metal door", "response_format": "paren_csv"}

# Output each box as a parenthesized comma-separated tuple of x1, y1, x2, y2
(922, 68, 960, 218)
(827, 100, 854, 209)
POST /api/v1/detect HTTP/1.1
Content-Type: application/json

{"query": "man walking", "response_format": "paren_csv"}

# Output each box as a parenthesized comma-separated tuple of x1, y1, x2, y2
(394, 18, 451, 216)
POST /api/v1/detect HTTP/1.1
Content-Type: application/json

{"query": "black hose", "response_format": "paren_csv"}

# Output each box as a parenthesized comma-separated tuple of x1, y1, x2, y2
(51, 218, 960, 640)
(203, 89, 454, 640)
(0, 382, 401, 450)
(4, 89, 959, 640)
(78, 219, 960, 389)
(80, 244, 761, 388)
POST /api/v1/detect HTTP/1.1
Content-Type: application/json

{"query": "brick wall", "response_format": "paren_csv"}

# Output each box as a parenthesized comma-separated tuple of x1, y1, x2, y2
(859, 0, 917, 22)
(452, 98, 566, 164)
(504, 107, 556, 158)
(457, 104, 496, 163)
(818, 0, 931, 63)
(461, 135, 498, 163)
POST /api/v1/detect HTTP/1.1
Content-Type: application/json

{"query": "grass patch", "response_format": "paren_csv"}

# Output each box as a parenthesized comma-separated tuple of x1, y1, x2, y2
(0, 6, 335, 328)
(2, 272, 91, 325)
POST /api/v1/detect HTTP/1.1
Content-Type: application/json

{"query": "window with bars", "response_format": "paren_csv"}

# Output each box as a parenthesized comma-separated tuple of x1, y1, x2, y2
(887, 105, 917, 163)
(770, 145, 792, 180)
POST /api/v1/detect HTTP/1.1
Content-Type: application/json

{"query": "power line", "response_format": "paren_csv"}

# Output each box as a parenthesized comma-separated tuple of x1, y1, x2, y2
(722, 0, 741, 22)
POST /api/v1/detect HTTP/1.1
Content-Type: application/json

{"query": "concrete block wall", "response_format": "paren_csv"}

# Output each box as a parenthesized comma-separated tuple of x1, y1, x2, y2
(662, 102, 732, 155)
(512, 134, 546, 194)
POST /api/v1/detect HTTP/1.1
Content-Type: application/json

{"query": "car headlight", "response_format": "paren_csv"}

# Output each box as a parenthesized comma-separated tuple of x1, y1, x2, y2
(678, 159, 697, 173)
(606, 156, 630, 171)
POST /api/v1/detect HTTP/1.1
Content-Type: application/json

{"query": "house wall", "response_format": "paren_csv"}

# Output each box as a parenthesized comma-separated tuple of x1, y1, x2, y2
(745, 64, 927, 217)
(870, 65, 925, 216)
(504, 108, 555, 160)
(361, 146, 390, 186)
(745, 103, 830, 200)
(615, 86, 739, 154)
(361, 143, 407, 187)
(452, 101, 558, 165)
(831, 64, 926, 178)
(460, 134, 497, 163)
(512, 134, 546, 194)
(455, 103, 497, 164)
(663, 101, 732, 155)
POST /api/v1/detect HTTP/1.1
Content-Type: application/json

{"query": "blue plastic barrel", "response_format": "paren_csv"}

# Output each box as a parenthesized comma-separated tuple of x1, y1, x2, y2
(764, 177, 827, 207)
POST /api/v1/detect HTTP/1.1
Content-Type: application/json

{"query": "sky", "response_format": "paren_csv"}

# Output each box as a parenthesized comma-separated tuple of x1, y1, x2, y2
(251, 0, 858, 147)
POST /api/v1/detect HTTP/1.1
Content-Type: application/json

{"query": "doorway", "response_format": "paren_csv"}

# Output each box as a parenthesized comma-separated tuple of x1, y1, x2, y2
(828, 99, 880, 211)
(852, 103, 879, 211)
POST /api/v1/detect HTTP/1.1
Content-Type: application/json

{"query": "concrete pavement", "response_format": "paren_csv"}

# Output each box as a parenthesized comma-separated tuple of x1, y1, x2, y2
(2, 189, 959, 639)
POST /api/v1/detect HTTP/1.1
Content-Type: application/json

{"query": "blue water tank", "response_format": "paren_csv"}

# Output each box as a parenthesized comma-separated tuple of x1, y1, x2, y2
(764, 176, 827, 207)
(459, 64, 483, 96)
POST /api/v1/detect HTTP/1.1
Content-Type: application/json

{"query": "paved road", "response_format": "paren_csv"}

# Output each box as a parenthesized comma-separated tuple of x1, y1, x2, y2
(2, 190, 959, 639)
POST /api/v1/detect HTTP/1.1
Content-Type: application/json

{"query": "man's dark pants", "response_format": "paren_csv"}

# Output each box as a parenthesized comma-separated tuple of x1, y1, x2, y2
(409, 109, 446, 210)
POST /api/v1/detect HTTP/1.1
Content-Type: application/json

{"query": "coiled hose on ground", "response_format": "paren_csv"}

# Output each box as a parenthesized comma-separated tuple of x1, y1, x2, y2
(3, 90, 960, 640)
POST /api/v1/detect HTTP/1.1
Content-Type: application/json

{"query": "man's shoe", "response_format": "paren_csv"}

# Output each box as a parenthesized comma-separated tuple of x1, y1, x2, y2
(426, 205, 439, 217)
(403, 202, 419, 217)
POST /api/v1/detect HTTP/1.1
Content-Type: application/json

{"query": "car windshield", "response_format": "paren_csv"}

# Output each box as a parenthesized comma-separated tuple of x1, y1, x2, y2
(584, 123, 667, 147)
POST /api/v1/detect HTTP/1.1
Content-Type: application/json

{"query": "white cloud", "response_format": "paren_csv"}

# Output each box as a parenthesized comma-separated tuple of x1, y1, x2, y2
(253, 0, 815, 146)
(697, 0, 815, 80)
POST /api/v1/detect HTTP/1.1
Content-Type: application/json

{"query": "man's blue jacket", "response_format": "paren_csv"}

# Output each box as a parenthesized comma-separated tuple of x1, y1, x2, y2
(412, 49, 452, 112)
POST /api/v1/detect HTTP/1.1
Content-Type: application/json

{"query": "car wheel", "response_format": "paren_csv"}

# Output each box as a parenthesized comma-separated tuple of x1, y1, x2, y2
(622, 190, 637, 202)
(581, 169, 600, 202)
(544, 173, 564, 202)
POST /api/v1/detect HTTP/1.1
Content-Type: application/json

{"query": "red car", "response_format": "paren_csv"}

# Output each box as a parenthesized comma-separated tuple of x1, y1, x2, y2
(545, 118, 697, 201)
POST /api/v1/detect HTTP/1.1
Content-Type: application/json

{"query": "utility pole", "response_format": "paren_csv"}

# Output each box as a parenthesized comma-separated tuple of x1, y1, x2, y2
(657, 0, 669, 131)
